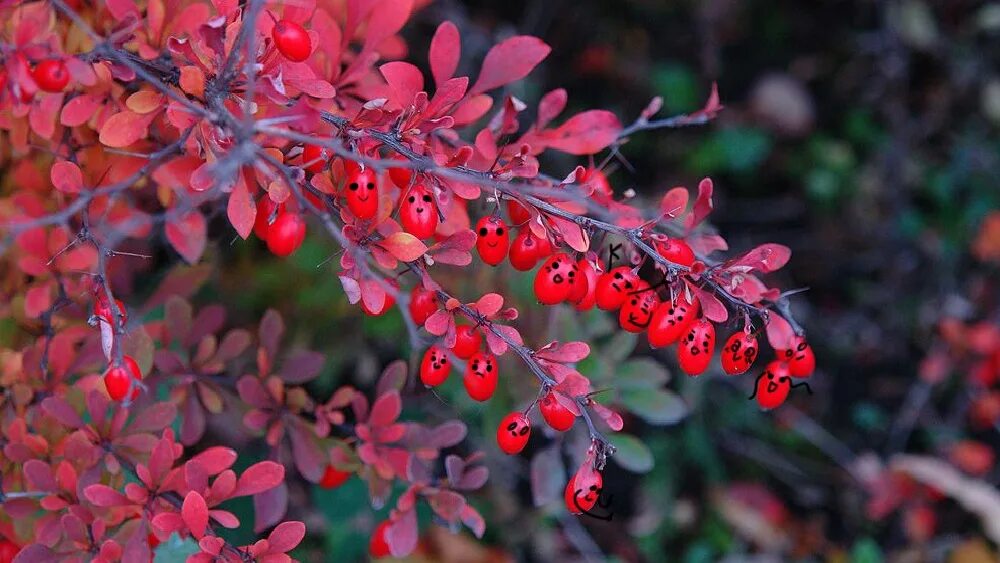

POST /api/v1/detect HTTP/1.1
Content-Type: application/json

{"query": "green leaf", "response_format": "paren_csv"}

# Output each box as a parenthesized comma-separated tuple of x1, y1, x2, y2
(851, 538, 884, 563)
(620, 388, 687, 425)
(154, 534, 200, 563)
(605, 331, 638, 363)
(609, 433, 654, 473)
(616, 358, 670, 389)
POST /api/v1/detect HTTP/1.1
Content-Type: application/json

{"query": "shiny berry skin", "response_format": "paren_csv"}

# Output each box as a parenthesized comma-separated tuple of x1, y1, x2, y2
(463, 352, 498, 402)
(507, 199, 531, 224)
(388, 155, 412, 189)
(253, 197, 280, 241)
(539, 392, 576, 431)
(647, 292, 700, 348)
(677, 318, 716, 376)
(721, 331, 758, 375)
(568, 259, 594, 304)
(103, 355, 141, 401)
(266, 212, 306, 257)
(594, 266, 638, 311)
(271, 20, 312, 62)
(301, 144, 328, 173)
(399, 183, 439, 239)
(319, 465, 350, 489)
(32, 59, 70, 93)
(653, 235, 696, 267)
(534, 232, 553, 258)
(419, 346, 451, 387)
(534, 253, 577, 305)
(496, 412, 530, 454)
(475, 216, 509, 266)
(408, 286, 437, 326)
(0, 541, 19, 563)
(780, 336, 815, 378)
(344, 164, 379, 220)
(574, 259, 601, 311)
(360, 280, 398, 316)
(564, 466, 603, 514)
(618, 282, 660, 333)
(93, 297, 127, 326)
(369, 520, 391, 558)
(754, 360, 792, 409)
(452, 325, 482, 359)
(508, 228, 542, 271)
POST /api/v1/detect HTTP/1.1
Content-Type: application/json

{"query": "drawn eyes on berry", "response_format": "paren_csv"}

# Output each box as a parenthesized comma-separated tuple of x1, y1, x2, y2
(422, 195, 432, 202)
(408, 195, 416, 203)
(350, 182, 359, 190)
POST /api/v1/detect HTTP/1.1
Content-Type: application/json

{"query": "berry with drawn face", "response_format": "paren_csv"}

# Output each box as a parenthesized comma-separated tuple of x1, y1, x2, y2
(344, 163, 378, 220)
(452, 324, 482, 359)
(475, 216, 509, 265)
(677, 318, 716, 376)
(496, 412, 530, 454)
(534, 253, 577, 305)
(539, 391, 575, 431)
(721, 331, 758, 375)
(647, 292, 700, 348)
(780, 336, 815, 378)
(399, 183, 439, 239)
(619, 281, 660, 333)
(419, 345, 451, 387)
(272, 19, 312, 62)
(594, 266, 638, 311)
(564, 465, 603, 514)
(753, 360, 792, 409)
(574, 258, 601, 311)
(508, 228, 542, 271)
(408, 286, 437, 326)
(463, 351, 498, 401)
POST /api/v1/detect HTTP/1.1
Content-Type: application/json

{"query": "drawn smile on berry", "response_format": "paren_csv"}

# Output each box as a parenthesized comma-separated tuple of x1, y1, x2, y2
(767, 381, 778, 393)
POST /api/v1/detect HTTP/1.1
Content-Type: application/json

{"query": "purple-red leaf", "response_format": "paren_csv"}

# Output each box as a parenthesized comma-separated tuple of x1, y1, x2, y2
(165, 211, 207, 264)
(545, 110, 622, 155)
(182, 491, 209, 538)
(233, 461, 285, 497)
(429, 21, 460, 87)
(470, 36, 551, 95)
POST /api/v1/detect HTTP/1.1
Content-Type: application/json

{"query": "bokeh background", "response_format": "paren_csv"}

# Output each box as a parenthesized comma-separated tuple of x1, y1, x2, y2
(183, 1, 1000, 561)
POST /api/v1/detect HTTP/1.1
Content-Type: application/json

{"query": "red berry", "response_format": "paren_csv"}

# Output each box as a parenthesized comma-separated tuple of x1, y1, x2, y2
(533, 252, 577, 305)
(266, 212, 306, 257)
(301, 144, 329, 174)
(496, 412, 530, 454)
(452, 325, 482, 359)
(254, 197, 281, 241)
(721, 331, 758, 375)
(103, 355, 141, 401)
(539, 392, 575, 431)
(419, 346, 451, 387)
(618, 281, 660, 333)
(574, 259, 601, 311)
(564, 465, 603, 514)
(568, 259, 594, 304)
(653, 235, 696, 267)
(388, 155, 412, 189)
(534, 232, 553, 258)
(319, 465, 351, 489)
(0, 541, 20, 563)
(677, 318, 716, 376)
(147, 533, 160, 549)
(475, 216, 509, 266)
(508, 228, 542, 271)
(32, 59, 70, 93)
(93, 297, 127, 326)
(272, 20, 312, 62)
(753, 360, 792, 409)
(594, 266, 638, 311)
(780, 336, 815, 378)
(507, 199, 531, 224)
(647, 292, 700, 348)
(369, 520, 391, 558)
(408, 286, 437, 326)
(463, 351, 498, 401)
(360, 279, 398, 316)
(344, 163, 379, 220)
(399, 183, 439, 239)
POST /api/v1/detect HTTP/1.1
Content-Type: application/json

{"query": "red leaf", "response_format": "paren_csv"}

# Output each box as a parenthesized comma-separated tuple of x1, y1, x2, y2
(51, 161, 83, 194)
(726, 244, 791, 274)
(363, 0, 413, 52)
(380, 232, 427, 262)
(429, 21, 460, 87)
(233, 461, 285, 497)
(387, 509, 418, 558)
(379, 61, 423, 108)
(182, 491, 209, 538)
(253, 482, 288, 533)
(267, 521, 306, 553)
(128, 402, 177, 434)
(165, 211, 207, 264)
(536, 88, 567, 130)
(660, 187, 689, 218)
(99, 110, 152, 148)
(370, 390, 402, 427)
(536, 341, 590, 363)
(544, 110, 622, 155)
(474, 293, 504, 317)
(765, 314, 796, 350)
(461, 505, 486, 539)
(687, 283, 728, 323)
(60, 94, 102, 127)
(189, 447, 237, 475)
(470, 36, 551, 95)
(227, 177, 256, 239)
(423, 310, 451, 336)
(684, 178, 714, 233)
(84, 484, 129, 507)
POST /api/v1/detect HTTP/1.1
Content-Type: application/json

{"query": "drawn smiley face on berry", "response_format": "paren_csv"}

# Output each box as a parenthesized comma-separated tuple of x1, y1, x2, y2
(753, 360, 792, 409)
(781, 336, 816, 378)
(419, 345, 451, 387)
(721, 331, 758, 375)
(648, 292, 701, 348)
(496, 412, 530, 455)
(344, 165, 378, 219)
(595, 266, 639, 311)
(400, 183, 439, 239)
(463, 351, 498, 401)
(677, 318, 716, 376)
(618, 282, 660, 333)
(534, 253, 576, 305)
(475, 216, 510, 265)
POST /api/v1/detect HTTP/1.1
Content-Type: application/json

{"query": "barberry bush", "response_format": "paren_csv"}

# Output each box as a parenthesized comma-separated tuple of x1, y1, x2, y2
(0, 0, 817, 560)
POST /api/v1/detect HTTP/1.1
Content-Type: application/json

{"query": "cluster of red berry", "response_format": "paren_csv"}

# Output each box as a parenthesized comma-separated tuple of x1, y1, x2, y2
(0, 53, 70, 103)
(92, 289, 144, 401)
